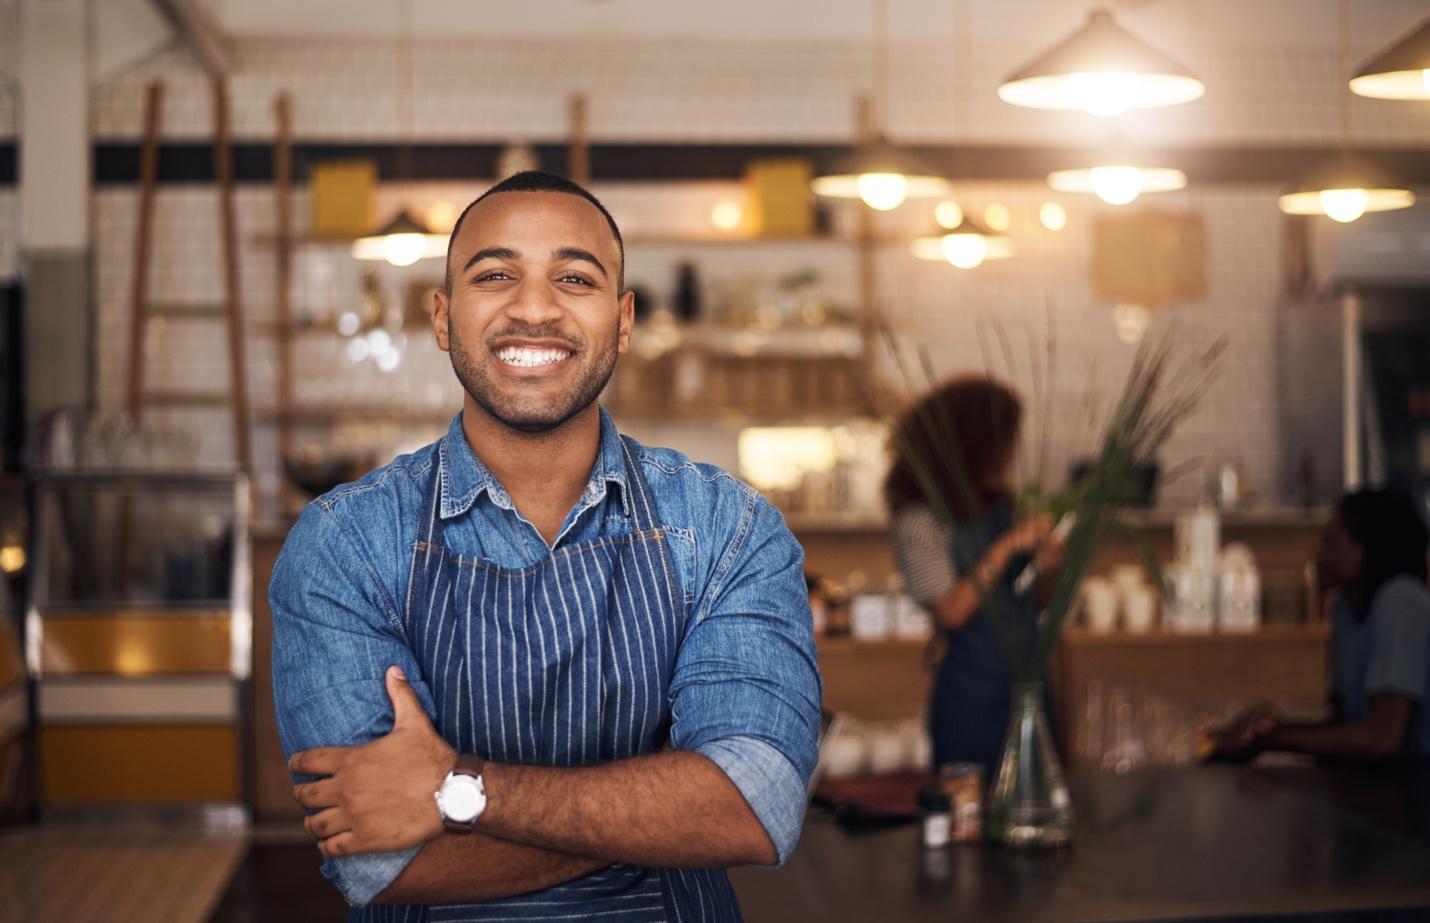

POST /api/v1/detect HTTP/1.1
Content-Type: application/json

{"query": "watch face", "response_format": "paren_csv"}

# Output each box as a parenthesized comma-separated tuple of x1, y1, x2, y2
(439, 774, 485, 823)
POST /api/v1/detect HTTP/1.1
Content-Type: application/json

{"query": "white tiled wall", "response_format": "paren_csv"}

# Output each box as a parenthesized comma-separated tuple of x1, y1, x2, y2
(87, 35, 1430, 145)
(7, 29, 1429, 514)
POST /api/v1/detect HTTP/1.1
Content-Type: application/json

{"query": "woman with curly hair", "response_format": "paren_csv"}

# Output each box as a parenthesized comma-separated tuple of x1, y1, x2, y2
(885, 374, 1063, 778)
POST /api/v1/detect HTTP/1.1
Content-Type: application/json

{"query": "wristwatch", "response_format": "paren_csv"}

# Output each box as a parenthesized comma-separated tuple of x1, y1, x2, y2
(434, 754, 487, 834)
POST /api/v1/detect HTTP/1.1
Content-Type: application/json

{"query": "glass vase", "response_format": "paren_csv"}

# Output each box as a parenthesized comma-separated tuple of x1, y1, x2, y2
(985, 681, 1074, 848)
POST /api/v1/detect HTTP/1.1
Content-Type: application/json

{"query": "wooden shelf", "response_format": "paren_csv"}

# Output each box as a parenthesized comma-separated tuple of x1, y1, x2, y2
(1120, 507, 1331, 529)
(256, 407, 454, 427)
(785, 512, 889, 533)
(1061, 623, 1329, 646)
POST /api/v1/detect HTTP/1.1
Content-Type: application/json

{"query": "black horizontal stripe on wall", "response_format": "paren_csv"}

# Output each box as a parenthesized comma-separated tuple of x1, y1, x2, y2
(68, 139, 1430, 187)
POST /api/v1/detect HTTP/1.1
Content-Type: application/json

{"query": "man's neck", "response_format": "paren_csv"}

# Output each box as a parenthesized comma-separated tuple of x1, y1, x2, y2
(459, 399, 603, 547)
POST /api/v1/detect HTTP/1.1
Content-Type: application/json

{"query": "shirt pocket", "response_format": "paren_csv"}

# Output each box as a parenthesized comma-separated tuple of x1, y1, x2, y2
(663, 526, 698, 608)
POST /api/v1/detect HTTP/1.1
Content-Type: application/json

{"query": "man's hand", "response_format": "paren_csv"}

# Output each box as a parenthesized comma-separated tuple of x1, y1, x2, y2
(291, 666, 457, 858)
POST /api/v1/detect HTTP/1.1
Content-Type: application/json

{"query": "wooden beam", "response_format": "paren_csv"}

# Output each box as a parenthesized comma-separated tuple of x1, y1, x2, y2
(568, 95, 589, 184)
(213, 79, 252, 480)
(273, 92, 298, 515)
(149, 0, 231, 77)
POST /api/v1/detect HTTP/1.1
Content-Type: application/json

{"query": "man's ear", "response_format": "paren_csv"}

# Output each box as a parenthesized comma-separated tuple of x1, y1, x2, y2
(616, 288, 635, 354)
(432, 287, 451, 352)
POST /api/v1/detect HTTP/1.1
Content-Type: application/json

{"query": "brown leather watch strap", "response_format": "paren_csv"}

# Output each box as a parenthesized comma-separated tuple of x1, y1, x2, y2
(451, 753, 486, 781)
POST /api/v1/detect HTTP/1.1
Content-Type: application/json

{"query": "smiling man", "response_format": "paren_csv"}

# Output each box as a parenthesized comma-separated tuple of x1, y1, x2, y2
(270, 171, 822, 922)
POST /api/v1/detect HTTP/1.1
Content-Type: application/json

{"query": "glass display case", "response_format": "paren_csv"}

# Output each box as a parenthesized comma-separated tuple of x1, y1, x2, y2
(27, 472, 250, 807)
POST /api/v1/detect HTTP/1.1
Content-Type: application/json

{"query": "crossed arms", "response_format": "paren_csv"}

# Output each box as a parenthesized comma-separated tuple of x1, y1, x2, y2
(270, 499, 821, 906)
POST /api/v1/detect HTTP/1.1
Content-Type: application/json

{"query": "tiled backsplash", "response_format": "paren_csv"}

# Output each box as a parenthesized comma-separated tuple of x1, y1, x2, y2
(8, 29, 1429, 515)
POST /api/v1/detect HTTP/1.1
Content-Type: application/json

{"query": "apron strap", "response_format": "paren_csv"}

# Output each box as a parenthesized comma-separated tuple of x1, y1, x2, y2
(618, 435, 662, 534)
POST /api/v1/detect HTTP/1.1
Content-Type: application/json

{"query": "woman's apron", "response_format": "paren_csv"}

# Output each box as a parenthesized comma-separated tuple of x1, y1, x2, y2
(357, 436, 742, 923)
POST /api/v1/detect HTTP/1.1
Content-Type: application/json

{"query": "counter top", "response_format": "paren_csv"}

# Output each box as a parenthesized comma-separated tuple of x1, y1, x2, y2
(730, 764, 1430, 922)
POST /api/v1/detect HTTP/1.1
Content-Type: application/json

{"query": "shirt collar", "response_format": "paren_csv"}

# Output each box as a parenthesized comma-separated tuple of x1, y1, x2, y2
(438, 408, 631, 520)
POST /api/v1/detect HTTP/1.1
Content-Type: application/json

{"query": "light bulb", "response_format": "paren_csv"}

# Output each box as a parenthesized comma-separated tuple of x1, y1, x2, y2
(857, 173, 909, 211)
(1090, 166, 1143, 205)
(376, 347, 402, 372)
(366, 328, 392, 353)
(941, 233, 988, 270)
(984, 203, 1011, 232)
(1319, 188, 1370, 223)
(345, 338, 371, 363)
(1069, 71, 1139, 117)
(934, 200, 964, 229)
(1040, 202, 1068, 231)
(381, 232, 427, 267)
(710, 200, 744, 231)
(336, 310, 361, 337)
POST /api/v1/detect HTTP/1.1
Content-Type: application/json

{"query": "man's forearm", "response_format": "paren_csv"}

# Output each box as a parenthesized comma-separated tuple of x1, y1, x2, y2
(477, 749, 776, 868)
(375, 833, 606, 905)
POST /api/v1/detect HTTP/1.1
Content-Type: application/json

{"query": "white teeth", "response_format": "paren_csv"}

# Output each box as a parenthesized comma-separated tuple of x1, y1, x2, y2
(497, 346, 571, 368)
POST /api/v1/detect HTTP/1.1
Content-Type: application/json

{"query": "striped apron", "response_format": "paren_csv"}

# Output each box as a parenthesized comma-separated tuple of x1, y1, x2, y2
(357, 436, 742, 923)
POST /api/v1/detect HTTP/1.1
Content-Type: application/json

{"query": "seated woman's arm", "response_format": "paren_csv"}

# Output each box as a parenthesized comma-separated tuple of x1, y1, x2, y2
(1258, 694, 1413, 760)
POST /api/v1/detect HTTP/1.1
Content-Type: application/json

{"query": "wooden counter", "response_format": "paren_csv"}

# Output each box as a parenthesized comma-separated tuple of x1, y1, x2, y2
(730, 764, 1430, 922)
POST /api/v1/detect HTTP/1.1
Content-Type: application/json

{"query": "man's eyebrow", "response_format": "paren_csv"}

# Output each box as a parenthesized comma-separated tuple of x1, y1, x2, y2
(553, 247, 609, 279)
(461, 247, 518, 275)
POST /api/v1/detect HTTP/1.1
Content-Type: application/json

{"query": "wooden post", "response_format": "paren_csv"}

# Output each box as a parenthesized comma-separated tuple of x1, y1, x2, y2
(568, 95, 589, 184)
(273, 93, 297, 514)
(213, 78, 253, 480)
(854, 95, 882, 412)
(125, 82, 163, 422)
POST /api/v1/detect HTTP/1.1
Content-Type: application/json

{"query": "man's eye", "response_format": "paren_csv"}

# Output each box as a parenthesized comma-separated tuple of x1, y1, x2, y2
(558, 274, 593, 286)
(475, 271, 512, 282)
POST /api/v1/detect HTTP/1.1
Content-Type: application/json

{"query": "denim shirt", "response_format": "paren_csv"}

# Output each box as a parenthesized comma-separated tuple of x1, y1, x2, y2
(270, 409, 823, 906)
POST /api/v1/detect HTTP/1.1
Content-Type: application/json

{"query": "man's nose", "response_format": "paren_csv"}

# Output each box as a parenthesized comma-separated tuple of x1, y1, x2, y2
(505, 279, 565, 325)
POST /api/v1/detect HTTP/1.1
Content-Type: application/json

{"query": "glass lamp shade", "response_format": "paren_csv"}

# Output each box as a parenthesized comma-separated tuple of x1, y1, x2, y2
(352, 209, 449, 266)
(1277, 153, 1415, 222)
(1350, 16, 1430, 100)
(997, 8, 1205, 116)
(812, 135, 951, 210)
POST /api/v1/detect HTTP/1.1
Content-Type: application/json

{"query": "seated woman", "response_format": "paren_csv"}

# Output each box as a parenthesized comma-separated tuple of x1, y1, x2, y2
(1214, 488, 1430, 761)
(885, 374, 1062, 777)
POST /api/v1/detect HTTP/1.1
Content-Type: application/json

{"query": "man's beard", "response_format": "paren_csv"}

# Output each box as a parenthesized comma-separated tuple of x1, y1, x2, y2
(448, 323, 618, 435)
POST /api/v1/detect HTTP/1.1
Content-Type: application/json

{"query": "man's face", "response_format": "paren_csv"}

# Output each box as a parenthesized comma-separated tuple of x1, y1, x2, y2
(433, 191, 633, 434)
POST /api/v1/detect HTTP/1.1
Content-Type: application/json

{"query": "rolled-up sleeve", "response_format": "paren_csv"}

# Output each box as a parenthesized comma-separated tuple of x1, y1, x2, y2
(668, 490, 822, 865)
(270, 502, 437, 905)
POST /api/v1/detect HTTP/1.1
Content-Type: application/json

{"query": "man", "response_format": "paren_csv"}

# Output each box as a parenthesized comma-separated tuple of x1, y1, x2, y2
(271, 171, 822, 921)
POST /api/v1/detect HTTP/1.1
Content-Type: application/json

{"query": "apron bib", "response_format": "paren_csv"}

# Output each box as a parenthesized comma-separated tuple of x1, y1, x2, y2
(356, 436, 741, 923)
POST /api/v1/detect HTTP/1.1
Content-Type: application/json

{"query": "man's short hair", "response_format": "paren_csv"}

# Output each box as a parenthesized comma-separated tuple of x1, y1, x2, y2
(443, 170, 625, 293)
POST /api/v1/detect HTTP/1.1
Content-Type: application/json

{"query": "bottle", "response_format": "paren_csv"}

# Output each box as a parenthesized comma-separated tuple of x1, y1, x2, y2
(918, 786, 953, 849)
(672, 262, 702, 323)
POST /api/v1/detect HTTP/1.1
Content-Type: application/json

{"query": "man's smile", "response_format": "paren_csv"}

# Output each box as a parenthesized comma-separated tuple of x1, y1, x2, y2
(496, 345, 573, 369)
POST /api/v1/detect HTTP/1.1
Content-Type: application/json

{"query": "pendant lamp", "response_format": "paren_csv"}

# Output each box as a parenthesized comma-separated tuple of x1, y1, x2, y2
(351, 209, 448, 266)
(812, 134, 951, 211)
(1047, 140, 1186, 206)
(911, 216, 1015, 270)
(997, 7, 1204, 116)
(813, 0, 950, 211)
(1279, 0, 1415, 223)
(352, 0, 447, 265)
(1278, 153, 1415, 223)
(1349, 15, 1430, 100)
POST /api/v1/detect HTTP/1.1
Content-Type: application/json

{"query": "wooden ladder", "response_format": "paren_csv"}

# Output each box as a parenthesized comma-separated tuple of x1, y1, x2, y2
(125, 80, 253, 480)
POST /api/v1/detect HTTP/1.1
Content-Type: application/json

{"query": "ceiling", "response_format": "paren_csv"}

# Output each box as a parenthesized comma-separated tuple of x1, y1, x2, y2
(198, 0, 1430, 54)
